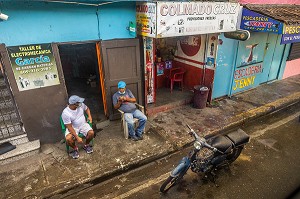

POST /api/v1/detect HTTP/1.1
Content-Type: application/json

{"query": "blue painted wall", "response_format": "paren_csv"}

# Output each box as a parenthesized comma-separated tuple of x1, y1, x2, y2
(213, 34, 238, 99)
(0, 1, 136, 46)
(213, 32, 287, 98)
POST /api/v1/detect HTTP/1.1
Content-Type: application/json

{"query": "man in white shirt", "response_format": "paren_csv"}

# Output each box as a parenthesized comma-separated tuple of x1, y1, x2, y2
(62, 95, 94, 159)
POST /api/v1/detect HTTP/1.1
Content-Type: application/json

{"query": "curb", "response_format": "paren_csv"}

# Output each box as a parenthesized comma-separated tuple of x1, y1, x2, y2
(206, 92, 300, 139)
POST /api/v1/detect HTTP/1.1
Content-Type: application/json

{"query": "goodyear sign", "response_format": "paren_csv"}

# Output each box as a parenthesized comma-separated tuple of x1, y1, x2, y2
(281, 25, 300, 44)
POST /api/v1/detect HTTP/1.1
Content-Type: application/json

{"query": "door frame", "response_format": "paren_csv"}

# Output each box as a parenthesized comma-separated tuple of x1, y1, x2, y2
(101, 38, 142, 120)
(52, 40, 108, 117)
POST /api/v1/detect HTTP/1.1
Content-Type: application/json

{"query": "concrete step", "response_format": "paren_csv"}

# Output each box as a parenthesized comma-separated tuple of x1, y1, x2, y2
(0, 134, 29, 145)
(0, 139, 40, 165)
(147, 98, 193, 117)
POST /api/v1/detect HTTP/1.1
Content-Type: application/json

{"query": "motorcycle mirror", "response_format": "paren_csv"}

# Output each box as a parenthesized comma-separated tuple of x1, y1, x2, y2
(186, 124, 192, 130)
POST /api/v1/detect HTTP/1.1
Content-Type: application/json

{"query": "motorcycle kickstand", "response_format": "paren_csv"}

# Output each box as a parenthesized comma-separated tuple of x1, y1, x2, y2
(208, 170, 219, 187)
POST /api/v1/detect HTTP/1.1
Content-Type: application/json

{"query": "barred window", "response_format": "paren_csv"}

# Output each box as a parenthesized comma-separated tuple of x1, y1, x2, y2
(287, 43, 300, 61)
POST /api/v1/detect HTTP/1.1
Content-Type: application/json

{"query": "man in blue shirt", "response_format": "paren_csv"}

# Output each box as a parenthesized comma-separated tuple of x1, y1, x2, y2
(113, 81, 147, 141)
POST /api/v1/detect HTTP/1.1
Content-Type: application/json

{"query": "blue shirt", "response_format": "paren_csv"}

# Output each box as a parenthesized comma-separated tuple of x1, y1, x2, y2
(112, 89, 137, 113)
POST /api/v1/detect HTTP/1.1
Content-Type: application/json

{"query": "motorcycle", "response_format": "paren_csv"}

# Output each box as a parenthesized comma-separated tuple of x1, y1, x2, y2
(160, 124, 250, 193)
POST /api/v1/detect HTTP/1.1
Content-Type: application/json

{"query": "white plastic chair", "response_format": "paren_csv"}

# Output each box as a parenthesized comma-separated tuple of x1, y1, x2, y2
(118, 103, 145, 139)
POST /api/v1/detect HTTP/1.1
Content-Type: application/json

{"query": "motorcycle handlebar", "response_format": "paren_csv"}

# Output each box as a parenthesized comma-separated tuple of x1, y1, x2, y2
(186, 124, 223, 154)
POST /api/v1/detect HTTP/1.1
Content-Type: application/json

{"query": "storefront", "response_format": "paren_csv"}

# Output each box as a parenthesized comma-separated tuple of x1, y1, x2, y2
(0, 1, 137, 143)
(213, 5, 295, 98)
(136, 1, 240, 114)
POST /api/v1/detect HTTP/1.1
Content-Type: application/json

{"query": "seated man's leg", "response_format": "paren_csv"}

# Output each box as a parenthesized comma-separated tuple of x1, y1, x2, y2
(124, 113, 138, 140)
(66, 133, 76, 149)
(79, 123, 94, 153)
(65, 128, 80, 159)
(133, 109, 147, 137)
(85, 130, 94, 145)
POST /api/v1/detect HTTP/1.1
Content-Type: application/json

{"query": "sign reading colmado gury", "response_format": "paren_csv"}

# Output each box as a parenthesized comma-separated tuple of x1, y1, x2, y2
(136, 2, 240, 38)
(7, 43, 60, 91)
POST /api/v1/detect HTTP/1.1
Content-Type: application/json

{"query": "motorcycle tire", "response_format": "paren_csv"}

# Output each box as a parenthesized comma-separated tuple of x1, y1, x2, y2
(160, 169, 187, 193)
(226, 146, 243, 163)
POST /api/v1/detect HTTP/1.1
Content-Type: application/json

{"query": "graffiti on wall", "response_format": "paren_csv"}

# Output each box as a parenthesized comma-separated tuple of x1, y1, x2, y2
(233, 63, 263, 90)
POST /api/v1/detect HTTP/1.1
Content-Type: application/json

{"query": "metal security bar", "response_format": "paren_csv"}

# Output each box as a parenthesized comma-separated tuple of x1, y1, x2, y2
(0, 61, 25, 140)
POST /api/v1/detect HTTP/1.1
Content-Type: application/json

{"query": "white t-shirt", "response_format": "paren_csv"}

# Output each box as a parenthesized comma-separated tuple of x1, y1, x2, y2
(62, 103, 88, 129)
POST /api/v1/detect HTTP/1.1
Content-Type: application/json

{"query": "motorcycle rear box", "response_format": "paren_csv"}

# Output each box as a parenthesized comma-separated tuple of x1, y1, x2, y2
(226, 129, 250, 146)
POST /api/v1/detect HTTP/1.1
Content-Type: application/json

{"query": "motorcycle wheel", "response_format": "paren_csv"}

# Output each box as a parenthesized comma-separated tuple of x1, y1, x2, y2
(226, 146, 243, 163)
(160, 169, 187, 193)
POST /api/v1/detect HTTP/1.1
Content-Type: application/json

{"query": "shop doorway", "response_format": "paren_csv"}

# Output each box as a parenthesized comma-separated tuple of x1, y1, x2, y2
(145, 35, 217, 115)
(58, 42, 105, 122)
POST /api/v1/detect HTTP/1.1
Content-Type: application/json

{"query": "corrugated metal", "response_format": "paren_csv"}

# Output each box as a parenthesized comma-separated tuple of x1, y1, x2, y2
(244, 4, 300, 25)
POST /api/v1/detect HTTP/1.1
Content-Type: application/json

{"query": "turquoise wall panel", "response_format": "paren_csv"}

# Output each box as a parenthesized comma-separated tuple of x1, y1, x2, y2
(260, 33, 277, 83)
(278, 43, 291, 79)
(235, 32, 268, 67)
(213, 34, 238, 99)
(231, 32, 268, 94)
(98, 3, 136, 40)
(267, 34, 285, 81)
(0, 1, 135, 46)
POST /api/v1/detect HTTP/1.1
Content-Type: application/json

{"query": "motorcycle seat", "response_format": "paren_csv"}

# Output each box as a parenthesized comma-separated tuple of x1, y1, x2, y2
(210, 136, 232, 153)
(226, 129, 250, 147)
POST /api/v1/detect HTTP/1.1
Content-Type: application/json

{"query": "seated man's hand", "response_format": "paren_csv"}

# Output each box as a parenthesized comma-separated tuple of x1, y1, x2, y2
(77, 137, 83, 144)
(87, 116, 92, 123)
(123, 96, 129, 101)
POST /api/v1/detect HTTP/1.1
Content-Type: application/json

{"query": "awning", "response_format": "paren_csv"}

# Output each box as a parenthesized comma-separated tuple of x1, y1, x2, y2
(240, 4, 300, 44)
(244, 4, 300, 26)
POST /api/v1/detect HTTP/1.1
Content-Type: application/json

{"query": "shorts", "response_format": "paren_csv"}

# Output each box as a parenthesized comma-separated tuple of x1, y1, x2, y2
(65, 123, 92, 138)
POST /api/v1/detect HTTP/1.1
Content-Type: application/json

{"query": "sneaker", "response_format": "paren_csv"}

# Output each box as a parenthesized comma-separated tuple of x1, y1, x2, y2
(136, 135, 143, 140)
(69, 150, 79, 159)
(129, 136, 139, 141)
(83, 145, 93, 154)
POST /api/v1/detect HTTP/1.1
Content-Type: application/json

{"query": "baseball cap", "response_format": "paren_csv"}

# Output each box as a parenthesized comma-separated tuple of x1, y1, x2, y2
(118, 81, 126, 89)
(68, 95, 85, 104)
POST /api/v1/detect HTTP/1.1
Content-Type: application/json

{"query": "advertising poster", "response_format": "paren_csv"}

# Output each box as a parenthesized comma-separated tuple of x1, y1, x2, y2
(281, 25, 300, 44)
(156, 2, 239, 38)
(136, 2, 157, 38)
(174, 35, 206, 68)
(156, 62, 164, 76)
(7, 43, 60, 91)
(240, 8, 283, 34)
(143, 37, 155, 104)
(206, 34, 218, 68)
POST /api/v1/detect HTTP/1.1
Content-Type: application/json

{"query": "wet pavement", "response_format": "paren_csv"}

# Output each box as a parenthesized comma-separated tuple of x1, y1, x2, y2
(0, 74, 300, 198)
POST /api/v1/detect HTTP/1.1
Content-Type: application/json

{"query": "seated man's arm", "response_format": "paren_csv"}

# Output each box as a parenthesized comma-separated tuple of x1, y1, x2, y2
(113, 94, 122, 109)
(85, 107, 92, 123)
(124, 89, 136, 103)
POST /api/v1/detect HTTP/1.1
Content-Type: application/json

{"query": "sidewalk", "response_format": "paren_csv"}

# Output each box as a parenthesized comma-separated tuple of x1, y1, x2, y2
(1, 75, 300, 198)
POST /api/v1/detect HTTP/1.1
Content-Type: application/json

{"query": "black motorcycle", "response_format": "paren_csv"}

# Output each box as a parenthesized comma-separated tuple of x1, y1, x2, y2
(160, 124, 250, 193)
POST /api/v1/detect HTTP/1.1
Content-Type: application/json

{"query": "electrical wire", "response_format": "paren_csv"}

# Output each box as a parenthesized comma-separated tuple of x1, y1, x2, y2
(96, 6, 101, 39)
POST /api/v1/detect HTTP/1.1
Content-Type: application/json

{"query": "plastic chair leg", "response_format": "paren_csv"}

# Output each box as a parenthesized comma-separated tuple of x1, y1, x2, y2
(124, 121, 129, 139)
